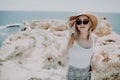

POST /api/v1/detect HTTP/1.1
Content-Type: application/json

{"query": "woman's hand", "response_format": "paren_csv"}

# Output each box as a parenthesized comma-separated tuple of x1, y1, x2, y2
(68, 20, 76, 35)
(69, 20, 76, 27)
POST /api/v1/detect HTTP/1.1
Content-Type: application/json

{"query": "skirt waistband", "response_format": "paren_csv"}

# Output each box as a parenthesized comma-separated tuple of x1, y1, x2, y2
(69, 65, 90, 72)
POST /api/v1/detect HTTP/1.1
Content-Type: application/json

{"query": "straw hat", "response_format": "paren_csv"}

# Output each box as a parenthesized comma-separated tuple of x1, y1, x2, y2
(69, 12, 98, 31)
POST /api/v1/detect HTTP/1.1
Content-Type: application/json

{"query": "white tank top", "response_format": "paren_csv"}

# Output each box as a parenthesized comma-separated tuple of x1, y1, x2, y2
(69, 33, 96, 68)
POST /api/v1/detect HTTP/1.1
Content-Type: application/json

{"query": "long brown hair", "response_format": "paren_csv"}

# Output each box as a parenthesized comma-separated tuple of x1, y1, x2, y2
(68, 25, 91, 48)
(68, 19, 91, 48)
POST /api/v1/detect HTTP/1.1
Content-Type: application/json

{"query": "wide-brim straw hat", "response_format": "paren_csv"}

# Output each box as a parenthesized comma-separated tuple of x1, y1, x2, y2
(69, 12, 98, 31)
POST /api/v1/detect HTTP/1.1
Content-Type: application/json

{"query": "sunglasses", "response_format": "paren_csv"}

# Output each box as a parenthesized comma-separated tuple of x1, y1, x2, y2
(76, 19, 89, 25)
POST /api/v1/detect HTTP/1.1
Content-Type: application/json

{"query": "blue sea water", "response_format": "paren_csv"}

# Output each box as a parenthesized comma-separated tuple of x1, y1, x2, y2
(0, 11, 120, 47)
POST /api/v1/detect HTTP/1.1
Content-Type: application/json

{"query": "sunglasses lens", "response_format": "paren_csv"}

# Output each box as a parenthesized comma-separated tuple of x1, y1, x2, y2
(76, 20, 81, 25)
(83, 20, 89, 24)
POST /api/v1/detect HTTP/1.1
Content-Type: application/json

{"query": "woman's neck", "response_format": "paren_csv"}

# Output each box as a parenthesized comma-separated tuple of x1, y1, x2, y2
(79, 32, 89, 39)
(76, 32, 92, 49)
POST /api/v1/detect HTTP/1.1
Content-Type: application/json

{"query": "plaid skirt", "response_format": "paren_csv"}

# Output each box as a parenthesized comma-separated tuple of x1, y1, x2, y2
(67, 65, 91, 80)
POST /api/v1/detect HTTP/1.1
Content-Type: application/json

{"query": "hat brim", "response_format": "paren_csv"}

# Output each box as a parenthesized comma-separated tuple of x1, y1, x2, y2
(69, 14, 95, 21)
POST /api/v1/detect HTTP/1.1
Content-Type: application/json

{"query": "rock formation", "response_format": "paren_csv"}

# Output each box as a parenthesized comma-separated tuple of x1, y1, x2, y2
(0, 19, 71, 80)
(0, 18, 120, 80)
(90, 17, 120, 80)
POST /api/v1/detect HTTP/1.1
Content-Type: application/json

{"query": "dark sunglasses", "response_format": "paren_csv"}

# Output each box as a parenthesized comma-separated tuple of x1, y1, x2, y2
(76, 19, 89, 25)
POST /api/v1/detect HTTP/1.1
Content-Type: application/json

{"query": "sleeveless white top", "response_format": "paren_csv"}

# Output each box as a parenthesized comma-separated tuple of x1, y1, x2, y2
(69, 33, 95, 68)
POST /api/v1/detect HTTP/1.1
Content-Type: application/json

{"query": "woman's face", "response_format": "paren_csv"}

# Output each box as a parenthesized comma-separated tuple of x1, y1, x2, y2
(76, 16, 91, 32)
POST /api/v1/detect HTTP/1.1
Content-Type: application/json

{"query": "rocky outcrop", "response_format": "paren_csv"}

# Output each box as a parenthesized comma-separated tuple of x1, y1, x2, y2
(91, 32, 120, 80)
(0, 19, 71, 80)
(0, 18, 120, 80)
(90, 17, 120, 80)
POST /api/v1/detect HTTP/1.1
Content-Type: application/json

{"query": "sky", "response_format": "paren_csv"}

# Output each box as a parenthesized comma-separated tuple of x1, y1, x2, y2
(0, 0, 120, 13)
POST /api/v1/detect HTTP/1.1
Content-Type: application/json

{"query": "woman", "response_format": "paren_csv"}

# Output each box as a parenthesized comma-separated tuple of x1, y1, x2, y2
(67, 12, 98, 80)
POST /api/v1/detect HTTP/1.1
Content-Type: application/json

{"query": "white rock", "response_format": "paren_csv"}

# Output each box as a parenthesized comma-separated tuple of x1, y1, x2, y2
(0, 19, 71, 80)
(91, 33, 120, 80)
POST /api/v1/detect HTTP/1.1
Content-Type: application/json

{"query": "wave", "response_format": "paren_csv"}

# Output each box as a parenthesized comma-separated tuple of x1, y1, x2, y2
(0, 23, 21, 30)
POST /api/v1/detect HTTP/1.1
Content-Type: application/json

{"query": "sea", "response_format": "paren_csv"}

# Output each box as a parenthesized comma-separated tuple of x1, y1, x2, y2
(0, 11, 120, 47)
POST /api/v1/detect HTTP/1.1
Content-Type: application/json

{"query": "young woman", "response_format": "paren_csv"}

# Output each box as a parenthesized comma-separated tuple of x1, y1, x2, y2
(67, 12, 98, 80)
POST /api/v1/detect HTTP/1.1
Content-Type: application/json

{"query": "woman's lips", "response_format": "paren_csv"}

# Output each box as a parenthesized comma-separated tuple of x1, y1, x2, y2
(80, 27, 85, 28)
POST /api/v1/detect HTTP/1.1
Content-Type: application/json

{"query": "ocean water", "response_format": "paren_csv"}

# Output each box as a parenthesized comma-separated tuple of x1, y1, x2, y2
(0, 11, 120, 47)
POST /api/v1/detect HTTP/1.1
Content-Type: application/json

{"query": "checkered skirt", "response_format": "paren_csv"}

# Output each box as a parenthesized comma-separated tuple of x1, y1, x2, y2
(67, 65, 91, 80)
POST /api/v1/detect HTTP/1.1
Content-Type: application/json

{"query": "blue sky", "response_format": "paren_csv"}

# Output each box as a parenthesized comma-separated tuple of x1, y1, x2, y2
(0, 0, 120, 13)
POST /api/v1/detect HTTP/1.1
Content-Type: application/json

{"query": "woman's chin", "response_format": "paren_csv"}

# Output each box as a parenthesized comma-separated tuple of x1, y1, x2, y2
(79, 28, 88, 31)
